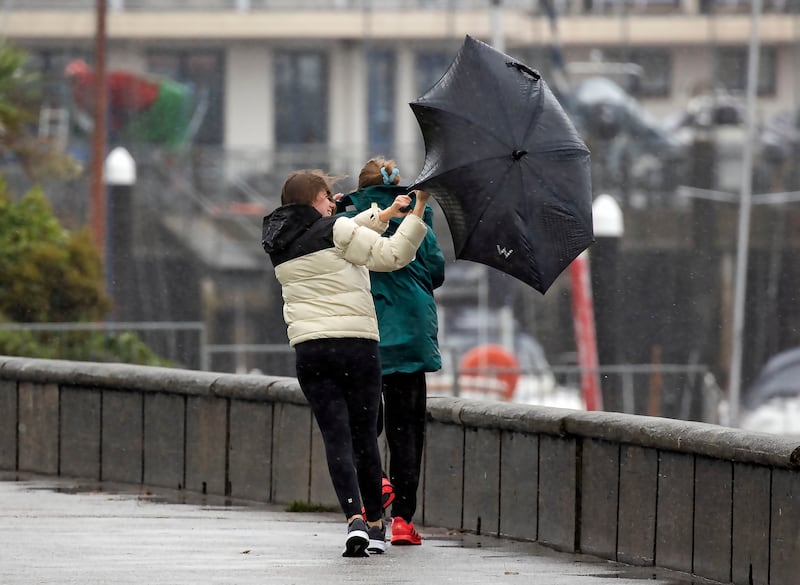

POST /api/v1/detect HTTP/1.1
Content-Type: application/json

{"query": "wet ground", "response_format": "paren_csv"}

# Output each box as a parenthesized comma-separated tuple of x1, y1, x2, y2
(0, 472, 723, 585)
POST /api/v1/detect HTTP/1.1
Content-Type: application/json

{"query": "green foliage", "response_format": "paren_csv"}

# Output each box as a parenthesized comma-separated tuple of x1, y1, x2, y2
(0, 41, 167, 367)
(0, 42, 36, 139)
(0, 329, 172, 366)
(285, 500, 338, 513)
(0, 183, 108, 322)
(0, 182, 170, 367)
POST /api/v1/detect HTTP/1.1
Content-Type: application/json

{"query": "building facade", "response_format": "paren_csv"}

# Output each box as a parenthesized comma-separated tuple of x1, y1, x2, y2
(5, 1, 800, 409)
(6, 0, 800, 185)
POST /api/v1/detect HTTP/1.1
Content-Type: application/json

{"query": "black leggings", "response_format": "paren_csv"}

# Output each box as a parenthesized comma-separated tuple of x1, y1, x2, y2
(294, 338, 383, 522)
(380, 371, 427, 522)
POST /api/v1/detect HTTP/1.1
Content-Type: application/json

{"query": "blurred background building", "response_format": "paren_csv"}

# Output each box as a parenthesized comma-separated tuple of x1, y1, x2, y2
(3, 0, 800, 423)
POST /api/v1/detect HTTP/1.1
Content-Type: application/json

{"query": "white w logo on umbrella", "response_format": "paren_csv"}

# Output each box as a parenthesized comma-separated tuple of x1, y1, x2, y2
(496, 245, 514, 259)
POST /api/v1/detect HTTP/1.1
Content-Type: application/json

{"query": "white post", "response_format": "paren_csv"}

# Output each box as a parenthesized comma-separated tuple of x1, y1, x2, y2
(104, 146, 136, 188)
(591, 194, 624, 410)
(490, 0, 505, 53)
(592, 194, 624, 239)
(104, 147, 137, 322)
(728, 0, 762, 427)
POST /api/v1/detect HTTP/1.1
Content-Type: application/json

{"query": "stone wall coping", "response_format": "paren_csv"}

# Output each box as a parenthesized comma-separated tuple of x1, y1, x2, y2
(0, 356, 307, 405)
(3, 356, 798, 469)
(427, 396, 800, 470)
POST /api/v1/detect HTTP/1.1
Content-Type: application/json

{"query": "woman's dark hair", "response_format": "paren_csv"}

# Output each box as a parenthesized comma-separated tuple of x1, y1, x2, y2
(280, 169, 336, 205)
(358, 157, 400, 189)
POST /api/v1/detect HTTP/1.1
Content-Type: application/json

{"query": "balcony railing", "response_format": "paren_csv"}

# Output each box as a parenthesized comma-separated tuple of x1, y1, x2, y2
(8, 0, 799, 15)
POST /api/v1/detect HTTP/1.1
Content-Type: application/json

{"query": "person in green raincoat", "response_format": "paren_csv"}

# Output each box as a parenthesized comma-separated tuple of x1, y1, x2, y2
(337, 157, 445, 546)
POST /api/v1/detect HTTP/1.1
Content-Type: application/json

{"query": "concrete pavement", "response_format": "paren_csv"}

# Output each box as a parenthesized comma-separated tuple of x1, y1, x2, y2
(0, 472, 718, 585)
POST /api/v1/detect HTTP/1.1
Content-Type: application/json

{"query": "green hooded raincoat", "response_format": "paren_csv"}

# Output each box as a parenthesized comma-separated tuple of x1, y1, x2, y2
(338, 185, 445, 375)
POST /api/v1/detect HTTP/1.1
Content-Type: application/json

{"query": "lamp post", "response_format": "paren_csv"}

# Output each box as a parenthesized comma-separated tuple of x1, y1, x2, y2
(728, 0, 762, 427)
(89, 0, 107, 256)
(490, 0, 505, 53)
(569, 193, 624, 413)
(104, 147, 137, 322)
(591, 194, 624, 411)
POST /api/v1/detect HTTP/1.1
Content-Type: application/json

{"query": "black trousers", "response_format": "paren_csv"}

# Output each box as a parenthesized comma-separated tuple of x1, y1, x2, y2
(294, 338, 383, 522)
(380, 371, 427, 523)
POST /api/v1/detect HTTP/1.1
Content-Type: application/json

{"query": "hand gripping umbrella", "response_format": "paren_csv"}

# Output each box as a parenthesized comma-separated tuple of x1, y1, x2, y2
(409, 35, 594, 294)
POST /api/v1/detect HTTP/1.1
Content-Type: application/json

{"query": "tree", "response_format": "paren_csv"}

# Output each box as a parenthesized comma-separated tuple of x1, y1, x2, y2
(0, 181, 108, 322)
(0, 182, 171, 365)
(0, 43, 169, 366)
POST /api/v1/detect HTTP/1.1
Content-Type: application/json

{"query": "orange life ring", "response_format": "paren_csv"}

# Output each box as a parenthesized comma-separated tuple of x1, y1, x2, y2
(459, 344, 520, 401)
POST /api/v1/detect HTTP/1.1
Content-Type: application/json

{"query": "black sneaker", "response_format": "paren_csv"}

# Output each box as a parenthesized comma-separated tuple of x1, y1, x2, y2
(367, 521, 387, 554)
(342, 518, 369, 558)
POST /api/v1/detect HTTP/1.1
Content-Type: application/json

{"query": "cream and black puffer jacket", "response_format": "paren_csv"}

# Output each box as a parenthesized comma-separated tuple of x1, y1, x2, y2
(261, 203, 427, 346)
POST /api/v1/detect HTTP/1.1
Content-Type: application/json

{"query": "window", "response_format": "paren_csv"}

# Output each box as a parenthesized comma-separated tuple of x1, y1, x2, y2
(273, 50, 328, 146)
(701, 0, 796, 14)
(715, 46, 777, 97)
(366, 48, 396, 157)
(147, 50, 224, 145)
(416, 51, 455, 97)
(584, 0, 680, 14)
(603, 47, 672, 98)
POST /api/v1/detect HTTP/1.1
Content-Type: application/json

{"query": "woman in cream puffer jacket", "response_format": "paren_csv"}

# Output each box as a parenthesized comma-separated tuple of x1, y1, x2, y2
(261, 169, 430, 558)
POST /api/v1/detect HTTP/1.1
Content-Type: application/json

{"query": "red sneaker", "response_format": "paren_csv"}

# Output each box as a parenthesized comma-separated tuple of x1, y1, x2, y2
(382, 477, 396, 511)
(390, 516, 422, 545)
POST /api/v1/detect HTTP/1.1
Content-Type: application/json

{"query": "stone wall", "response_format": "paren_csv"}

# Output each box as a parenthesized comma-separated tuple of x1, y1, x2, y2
(1, 356, 798, 585)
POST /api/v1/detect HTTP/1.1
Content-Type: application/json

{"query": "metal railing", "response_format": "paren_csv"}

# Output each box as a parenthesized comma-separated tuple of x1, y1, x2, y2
(0, 321, 208, 371)
(550, 363, 722, 422)
(204, 342, 295, 376)
(202, 340, 723, 422)
(0, 322, 722, 421)
(428, 343, 722, 421)
(9, 0, 798, 15)
(5, 0, 536, 11)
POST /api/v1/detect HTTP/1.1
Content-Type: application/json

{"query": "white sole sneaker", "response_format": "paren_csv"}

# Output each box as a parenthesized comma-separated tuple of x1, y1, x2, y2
(367, 522, 386, 554)
(342, 520, 369, 558)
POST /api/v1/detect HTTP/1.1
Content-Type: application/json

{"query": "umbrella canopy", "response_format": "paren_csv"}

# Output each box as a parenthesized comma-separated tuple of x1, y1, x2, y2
(743, 346, 800, 410)
(409, 35, 594, 293)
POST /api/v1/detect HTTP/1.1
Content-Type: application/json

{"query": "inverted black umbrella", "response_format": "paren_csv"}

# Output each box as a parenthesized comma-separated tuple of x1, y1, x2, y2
(409, 35, 594, 293)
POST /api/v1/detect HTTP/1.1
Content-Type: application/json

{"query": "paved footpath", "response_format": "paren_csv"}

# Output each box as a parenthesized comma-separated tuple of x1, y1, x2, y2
(0, 472, 718, 585)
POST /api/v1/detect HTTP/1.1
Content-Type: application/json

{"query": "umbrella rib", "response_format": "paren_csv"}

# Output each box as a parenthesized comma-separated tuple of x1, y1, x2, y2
(487, 54, 549, 152)
(519, 73, 545, 150)
(419, 89, 586, 158)
(416, 103, 516, 152)
(423, 153, 520, 181)
(527, 145, 590, 157)
(487, 58, 520, 148)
